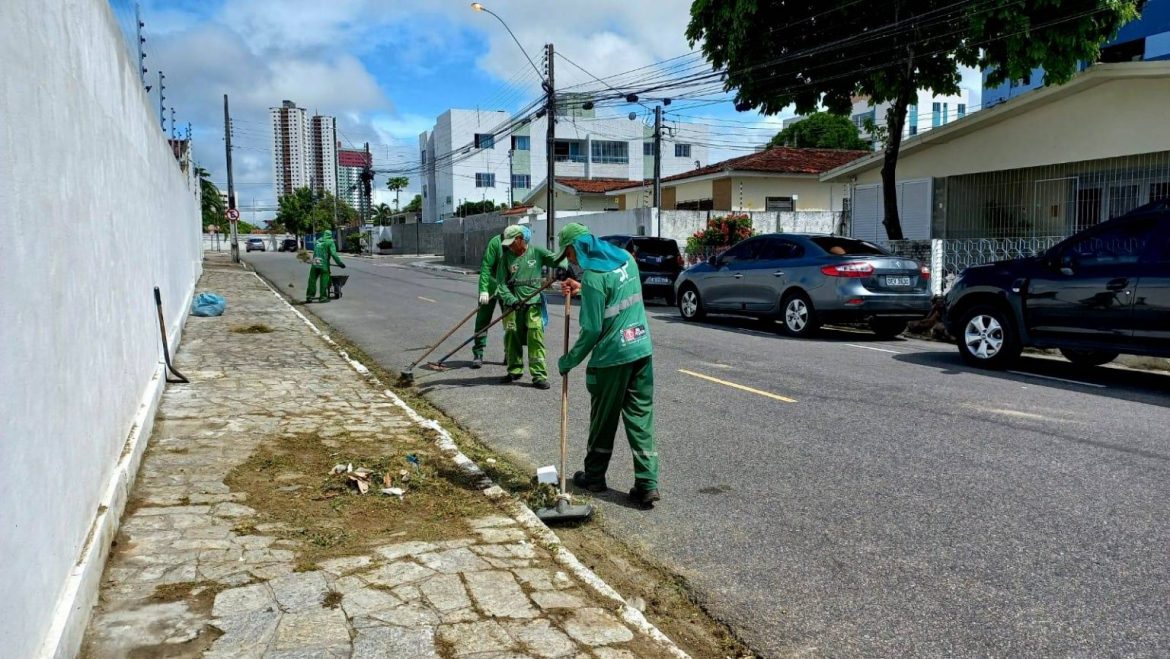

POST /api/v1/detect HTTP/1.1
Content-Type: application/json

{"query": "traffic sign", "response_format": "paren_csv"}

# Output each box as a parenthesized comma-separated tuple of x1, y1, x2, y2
(225, 208, 240, 221)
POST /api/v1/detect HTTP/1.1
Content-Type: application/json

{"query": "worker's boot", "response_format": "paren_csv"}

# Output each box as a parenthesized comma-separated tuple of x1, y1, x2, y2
(572, 471, 606, 493)
(499, 373, 521, 384)
(471, 357, 483, 369)
(628, 486, 661, 507)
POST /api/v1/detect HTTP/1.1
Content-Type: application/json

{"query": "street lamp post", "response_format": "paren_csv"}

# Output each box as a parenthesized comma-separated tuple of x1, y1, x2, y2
(471, 3, 556, 250)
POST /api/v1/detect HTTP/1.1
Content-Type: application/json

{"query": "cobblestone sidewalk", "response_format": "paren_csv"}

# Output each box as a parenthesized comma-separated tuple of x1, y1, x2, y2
(81, 255, 681, 659)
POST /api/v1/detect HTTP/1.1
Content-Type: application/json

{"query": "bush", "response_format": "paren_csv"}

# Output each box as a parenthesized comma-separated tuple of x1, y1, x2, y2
(684, 213, 755, 255)
(377, 240, 393, 250)
(343, 232, 363, 253)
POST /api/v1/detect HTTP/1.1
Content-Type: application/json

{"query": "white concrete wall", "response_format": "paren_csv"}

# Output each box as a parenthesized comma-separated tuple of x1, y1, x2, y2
(730, 176, 850, 211)
(657, 210, 840, 246)
(0, 1, 202, 657)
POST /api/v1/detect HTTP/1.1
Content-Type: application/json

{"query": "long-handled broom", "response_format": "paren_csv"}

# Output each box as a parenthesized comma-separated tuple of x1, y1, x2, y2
(423, 279, 557, 372)
(535, 291, 594, 523)
(398, 305, 479, 385)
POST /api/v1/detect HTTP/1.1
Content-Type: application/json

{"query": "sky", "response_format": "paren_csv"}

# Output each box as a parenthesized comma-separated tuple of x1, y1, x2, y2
(112, 0, 983, 221)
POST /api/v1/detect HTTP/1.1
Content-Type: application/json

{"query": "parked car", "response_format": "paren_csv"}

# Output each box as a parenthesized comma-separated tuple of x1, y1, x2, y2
(245, 237, 266, 253)
(944, 199, 1170, 369)
(675, 234, 932, 338)
(278, 238, 298, 252)
(601, 235, 683, 305)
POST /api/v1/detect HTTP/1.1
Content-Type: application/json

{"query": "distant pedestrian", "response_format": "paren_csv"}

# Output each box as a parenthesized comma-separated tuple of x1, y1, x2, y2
(554, 223, 659, 507)
(306, 230, 345, 303)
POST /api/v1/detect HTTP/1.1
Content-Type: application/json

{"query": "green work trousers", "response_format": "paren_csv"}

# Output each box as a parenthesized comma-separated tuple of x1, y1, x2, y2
(502, 305, 547, 380)
(472, 298, 499, 360)
(306, 266, 331, 301)
(582, 356, 658, 490)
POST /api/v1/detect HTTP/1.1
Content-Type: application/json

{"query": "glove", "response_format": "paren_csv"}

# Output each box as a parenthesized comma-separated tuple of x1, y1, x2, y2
(478, 292, 489, 306)
(557, 355, 572, 376)
(337, 263, 346, 269)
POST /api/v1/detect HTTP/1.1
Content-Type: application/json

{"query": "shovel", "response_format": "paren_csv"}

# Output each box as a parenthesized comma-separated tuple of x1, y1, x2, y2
(534, 290, 594, 524)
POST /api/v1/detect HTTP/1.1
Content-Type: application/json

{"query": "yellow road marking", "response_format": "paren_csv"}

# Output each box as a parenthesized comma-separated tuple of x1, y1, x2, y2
(678, 369, 797, 403)
(418, 296, 438, 303)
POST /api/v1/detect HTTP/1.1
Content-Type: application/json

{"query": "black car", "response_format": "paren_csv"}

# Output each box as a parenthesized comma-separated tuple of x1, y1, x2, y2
(278, 238, 299, 252)
(601, 235, 683, 305)
(944, 199, 1170, 368)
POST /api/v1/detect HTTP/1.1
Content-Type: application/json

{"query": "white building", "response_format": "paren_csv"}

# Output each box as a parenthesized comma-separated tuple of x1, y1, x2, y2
(849, 89, 973, 146)
(270, 100, 337, 200)
(337, 147, 370, 209)
(418, 103, 709, 223)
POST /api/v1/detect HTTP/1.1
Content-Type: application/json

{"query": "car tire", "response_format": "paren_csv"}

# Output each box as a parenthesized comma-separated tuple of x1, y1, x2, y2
(780, 291, 820, 338)
(677, 285, 705, 321)
(1059, 348, 1119, 367)
(869, 318, 908, 339)
(957, 304, 1021, 369)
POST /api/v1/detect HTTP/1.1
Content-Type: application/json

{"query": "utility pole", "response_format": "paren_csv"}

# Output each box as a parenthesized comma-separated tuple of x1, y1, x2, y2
(544, 43, 556, 251)
(158, 71, 166, 131)
(653, 105, 663, 237)
(224, 94, 239, 263)
(508, 149, 514, 207)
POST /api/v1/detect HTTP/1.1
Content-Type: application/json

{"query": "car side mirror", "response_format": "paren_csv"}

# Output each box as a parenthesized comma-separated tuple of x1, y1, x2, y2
(707, 255, 719, 267)
(1058, 252, 1077, 276)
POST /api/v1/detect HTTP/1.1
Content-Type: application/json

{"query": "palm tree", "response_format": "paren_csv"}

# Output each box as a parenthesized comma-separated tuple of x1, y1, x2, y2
(385, 176, 410, 210)
(372, 203, 394, 226)
(196, 166, 224, 229)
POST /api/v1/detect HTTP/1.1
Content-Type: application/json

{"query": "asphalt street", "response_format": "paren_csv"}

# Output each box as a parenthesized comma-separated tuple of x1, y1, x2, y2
(247, 252, 1170, 658)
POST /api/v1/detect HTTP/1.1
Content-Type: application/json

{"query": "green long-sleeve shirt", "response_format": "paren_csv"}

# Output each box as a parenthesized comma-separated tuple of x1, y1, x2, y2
(312, 239, 343, 270)
(477, 234, 507, 296)
(498, 245, 561, 306)
(559, 251, 652, 373)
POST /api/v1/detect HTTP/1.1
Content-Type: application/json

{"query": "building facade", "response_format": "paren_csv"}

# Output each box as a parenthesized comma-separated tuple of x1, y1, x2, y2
(417, 104, 709, 223)
(849, 90, 973, 146)
(270, 100, 337, 200)
(337, 147, 370, 210)
(983, 0, 1170, 106)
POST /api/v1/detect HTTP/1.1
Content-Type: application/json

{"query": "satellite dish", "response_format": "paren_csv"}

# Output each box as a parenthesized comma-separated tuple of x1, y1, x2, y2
(628, 112, 637, 121)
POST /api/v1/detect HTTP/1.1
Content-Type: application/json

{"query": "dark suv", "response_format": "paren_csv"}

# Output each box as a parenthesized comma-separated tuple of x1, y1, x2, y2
(944, 200, 1170, 368)
(601, 235, 683, 305)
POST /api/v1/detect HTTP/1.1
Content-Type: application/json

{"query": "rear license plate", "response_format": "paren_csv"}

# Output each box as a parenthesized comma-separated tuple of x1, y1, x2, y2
(885, 276, 912, 287)
(645, 276, 670, 285)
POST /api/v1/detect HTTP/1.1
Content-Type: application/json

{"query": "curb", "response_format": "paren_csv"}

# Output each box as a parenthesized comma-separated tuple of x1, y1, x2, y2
(411, 261, 477, 276)
(249, 269, 690, 659)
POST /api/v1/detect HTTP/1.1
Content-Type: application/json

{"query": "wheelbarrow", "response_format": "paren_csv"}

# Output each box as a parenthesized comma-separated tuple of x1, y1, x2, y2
(330, 274, 350, 299)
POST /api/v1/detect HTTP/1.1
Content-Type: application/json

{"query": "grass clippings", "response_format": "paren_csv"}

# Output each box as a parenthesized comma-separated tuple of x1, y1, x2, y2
(224, 429, 497, 568)
(230, 323, 274, 334)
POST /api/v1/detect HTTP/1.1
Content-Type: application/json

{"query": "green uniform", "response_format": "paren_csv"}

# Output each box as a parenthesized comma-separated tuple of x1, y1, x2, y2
(558, 250, 657, 490)
(474, 234, 507, 360)
(306, 232, 344, 302)
(498, 245, 559, 380)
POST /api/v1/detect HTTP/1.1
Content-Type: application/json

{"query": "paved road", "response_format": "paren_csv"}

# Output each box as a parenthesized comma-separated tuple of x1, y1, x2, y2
(248, 253, 1170, 658)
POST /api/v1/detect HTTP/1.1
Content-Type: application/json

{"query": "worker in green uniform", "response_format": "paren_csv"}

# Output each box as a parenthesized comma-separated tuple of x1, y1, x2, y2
(306, 230, 345, 303)
(498, 224, 559, 389)
(472, 228, 510, 369)
(555, 223, 660, 506)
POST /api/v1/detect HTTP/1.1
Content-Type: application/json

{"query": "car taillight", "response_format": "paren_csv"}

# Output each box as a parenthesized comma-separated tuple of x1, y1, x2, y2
(820, 262, 874, 278)
(920, 265, 931, 279)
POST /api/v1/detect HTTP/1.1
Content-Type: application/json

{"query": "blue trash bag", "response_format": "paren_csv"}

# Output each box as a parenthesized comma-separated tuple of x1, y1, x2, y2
(191, 292, 227, 317)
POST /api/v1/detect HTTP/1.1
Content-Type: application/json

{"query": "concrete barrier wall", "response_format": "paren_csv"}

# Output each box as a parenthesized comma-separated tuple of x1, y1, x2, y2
(387, 223, 443, 255)
(1, 1, 202, 656)
(657, 210, 843, 247)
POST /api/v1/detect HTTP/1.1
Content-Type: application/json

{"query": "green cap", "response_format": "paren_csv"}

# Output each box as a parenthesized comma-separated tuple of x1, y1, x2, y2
(501, 224, 527, 246)
(553, 222, 590, 261)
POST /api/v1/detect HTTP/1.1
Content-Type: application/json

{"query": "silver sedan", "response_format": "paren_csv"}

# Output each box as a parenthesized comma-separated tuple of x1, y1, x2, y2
(675, 234, 932, 338)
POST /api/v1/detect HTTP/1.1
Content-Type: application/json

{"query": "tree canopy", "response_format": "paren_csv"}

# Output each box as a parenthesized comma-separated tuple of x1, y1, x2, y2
(196, 167, 224, 230)
(385, 176, 410, 209)
(456, 200, 499, 217)
(272, 187, 358, 235)
(770, 112, 872, 150)
(687, 0, 1144, 239)
(404, 194, 423, 213)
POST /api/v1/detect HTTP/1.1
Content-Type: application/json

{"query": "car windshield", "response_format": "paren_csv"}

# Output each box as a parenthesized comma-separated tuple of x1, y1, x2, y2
(631, 239, 679, 256)
(809, 236, 888, 256)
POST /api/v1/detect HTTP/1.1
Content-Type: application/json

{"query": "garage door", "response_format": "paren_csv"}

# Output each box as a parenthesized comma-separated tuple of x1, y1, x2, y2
(849, 179, 932, 240)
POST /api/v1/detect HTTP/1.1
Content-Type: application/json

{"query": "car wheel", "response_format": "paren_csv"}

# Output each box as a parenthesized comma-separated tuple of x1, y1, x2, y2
(869, 318, 908, 339)
(780, 292, 820, 338)
(1059, 348, 1119, 367)
(957, 305, 1020, 369)
(678, 285, 705, 321)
